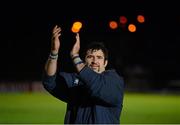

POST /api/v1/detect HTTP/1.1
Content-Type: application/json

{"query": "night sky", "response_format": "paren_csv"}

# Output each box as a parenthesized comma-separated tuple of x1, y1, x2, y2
(0, 1, 179, 87)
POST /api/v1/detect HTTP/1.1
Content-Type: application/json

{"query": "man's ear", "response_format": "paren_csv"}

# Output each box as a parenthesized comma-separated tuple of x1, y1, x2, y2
(104, 60, 108, 67)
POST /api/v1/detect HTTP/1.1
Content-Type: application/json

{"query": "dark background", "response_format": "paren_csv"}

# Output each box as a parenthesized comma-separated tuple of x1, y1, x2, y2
(0, 1, 179, 91)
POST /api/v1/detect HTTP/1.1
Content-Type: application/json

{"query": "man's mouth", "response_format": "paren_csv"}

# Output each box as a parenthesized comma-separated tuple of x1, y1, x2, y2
(91, 67, 98, 70)
(90, 65, 99, 68)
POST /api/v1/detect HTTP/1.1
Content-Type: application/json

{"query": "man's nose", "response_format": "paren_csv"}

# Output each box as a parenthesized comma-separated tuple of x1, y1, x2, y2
(92, 57, 97, 63)
(92, 60, 99, 66)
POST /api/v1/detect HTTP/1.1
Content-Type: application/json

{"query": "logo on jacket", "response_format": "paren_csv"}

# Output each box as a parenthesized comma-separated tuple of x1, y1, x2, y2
(74, 78, 79, 85)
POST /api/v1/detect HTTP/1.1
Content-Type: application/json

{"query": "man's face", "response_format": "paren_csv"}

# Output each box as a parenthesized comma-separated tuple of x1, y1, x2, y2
(85, 49, 108, 73)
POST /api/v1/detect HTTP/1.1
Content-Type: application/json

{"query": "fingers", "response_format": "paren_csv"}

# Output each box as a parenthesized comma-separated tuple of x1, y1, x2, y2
(76, 32, 79, 37)
(52, 25, 61, 38)
(76, 33, 80, 43)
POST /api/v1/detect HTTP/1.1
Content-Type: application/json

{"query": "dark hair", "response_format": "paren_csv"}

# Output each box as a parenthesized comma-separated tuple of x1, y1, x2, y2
(82, 42, 108, 61)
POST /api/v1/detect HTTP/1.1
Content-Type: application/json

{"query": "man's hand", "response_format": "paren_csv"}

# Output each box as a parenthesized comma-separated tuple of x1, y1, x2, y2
(70, 33, 80, 57)
(45, 25, 61, 76)
(51, 25, 61, 54)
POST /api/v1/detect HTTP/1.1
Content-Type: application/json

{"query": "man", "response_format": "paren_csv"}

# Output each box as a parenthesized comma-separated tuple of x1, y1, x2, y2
(42, 25, 124, 124)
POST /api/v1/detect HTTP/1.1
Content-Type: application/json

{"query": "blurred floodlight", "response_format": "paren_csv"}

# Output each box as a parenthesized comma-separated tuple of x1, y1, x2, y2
(119, 16, 128, 24)
(128, 24, 136, 32)
(109, 21, 118, 29)
(137, 15, 145, 23)
(71, 21, 82, 33)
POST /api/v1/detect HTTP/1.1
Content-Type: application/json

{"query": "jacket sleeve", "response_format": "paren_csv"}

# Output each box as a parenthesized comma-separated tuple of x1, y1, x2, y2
(42, 71, 73, 103)
(79, 66, 124, 106)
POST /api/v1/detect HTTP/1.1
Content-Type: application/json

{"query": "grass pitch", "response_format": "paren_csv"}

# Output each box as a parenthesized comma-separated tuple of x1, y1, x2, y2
(0, 92, 180, 124)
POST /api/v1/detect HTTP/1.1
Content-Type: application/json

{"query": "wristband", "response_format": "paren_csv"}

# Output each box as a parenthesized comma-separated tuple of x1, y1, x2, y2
(49, 52, 58, 59)
(72, 55, 80, 60)
(74, 60, 83, 65)
(50, 52, 58, 56)
(73, 56, 83, 65)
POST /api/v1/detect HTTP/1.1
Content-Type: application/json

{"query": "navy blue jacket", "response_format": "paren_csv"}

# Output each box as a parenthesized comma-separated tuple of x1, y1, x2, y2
(42, 66, 124, 124)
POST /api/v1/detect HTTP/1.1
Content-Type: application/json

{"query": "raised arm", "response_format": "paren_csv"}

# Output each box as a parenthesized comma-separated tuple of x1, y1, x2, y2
(45, 25, 61, 76)
(70, 33, 85, 72)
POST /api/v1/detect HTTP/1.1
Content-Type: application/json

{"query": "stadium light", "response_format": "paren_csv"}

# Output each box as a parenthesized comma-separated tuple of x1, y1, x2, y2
(109, 21, 118, 29)
(137, 14, 145, 23)
(128, 24, 136, 32)
(71, 21, 82, 33)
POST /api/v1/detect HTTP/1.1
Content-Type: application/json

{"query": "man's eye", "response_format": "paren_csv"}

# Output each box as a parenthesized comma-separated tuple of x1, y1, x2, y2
(87, 55, 93, 58)
(97, 56, 103, 59)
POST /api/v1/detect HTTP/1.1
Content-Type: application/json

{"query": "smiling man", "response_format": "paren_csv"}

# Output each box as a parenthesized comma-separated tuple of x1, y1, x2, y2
(84, 44, 108, 73)
(42, 25, 125, 124)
